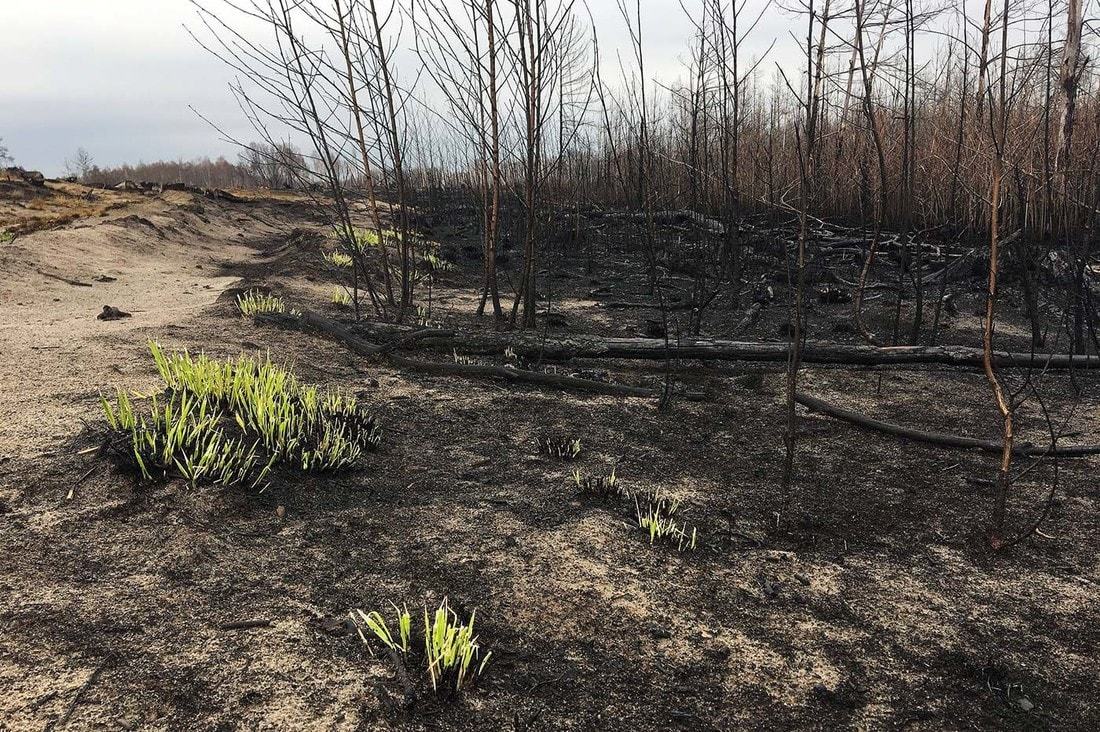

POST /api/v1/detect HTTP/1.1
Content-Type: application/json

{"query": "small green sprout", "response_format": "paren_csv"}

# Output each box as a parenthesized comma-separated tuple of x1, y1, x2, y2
(572, 467, 625, 501)
(635, 489, 698, 552)
(236, 290, 287, 316)
(352, 604, 412, 656)
(331, 287, 353, 308)
(415, 304, 437, 328)
(423, 599, 490, 692)
(323, 250, 354, 268)
(350, 597, 491, 694)
(538, 435, 582, 460)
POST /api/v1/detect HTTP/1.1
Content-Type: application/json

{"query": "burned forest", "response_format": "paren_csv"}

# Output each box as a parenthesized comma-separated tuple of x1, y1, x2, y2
(0, 0, 1098, 729)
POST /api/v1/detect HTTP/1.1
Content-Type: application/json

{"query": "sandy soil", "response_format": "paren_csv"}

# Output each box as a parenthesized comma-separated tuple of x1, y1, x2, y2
(0, 183, 1097, 731)
(0, 186, 298, 457)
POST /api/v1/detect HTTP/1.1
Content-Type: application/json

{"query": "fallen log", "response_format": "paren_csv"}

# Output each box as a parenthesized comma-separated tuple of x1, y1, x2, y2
(835, 248, 978, 293)
(263, 309, 383, 357)
(384, 355, 658, 397)
(795, 392, 1100, 457)
(601, 299, 695, 311)
(331, 319, 1100, 371)
(38, 269, 93, 287)
(255, 310, 659, 398)
(600, 208, 727, 235)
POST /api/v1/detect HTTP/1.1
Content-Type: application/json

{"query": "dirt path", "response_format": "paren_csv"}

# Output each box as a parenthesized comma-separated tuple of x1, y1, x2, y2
(0, 191, 289, 459)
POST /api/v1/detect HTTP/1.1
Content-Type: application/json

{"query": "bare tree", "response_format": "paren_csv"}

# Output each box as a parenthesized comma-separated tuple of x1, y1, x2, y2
(411, 0, 505, 319)
(239, 142, 305, 189)
(778, 0, 829, 505)
(501, 0, 593, 329)
(189, 0, 409, 318)
(65, 147, 95, 180)
(983, 0, 1014, 547)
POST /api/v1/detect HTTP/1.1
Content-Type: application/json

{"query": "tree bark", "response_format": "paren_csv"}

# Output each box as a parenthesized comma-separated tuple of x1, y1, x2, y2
(255, 310, 658, 397)
(308, 318, 1100, 370)
(796, 393, 1100, 457)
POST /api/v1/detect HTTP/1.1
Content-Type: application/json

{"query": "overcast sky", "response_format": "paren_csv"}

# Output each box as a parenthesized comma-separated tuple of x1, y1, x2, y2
(0, 0, 795, 176)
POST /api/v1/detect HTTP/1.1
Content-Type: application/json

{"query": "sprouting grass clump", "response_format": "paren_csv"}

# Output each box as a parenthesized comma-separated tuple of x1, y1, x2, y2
(572, 467, 626, 501)
(331, 287, 353, 308)
(101, 389, 273, 488)
(419, 251, 454, 274)
(415, 305, 438, 328)
(351, 598, 491, 694)
(323, 250, 354, 268)
(452, 349, 476, 366)
(100, 342, 381, 488)
(352, 227, 401, 252)
(237, 289, 287, 316)
(538, 435, 582, 460)
(150, 342, 381, 467)
(635, 489, 698, 552)
(569, 467, 701, 552)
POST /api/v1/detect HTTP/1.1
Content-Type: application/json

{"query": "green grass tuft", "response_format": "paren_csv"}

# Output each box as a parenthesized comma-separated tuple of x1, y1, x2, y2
(419, 251, 454, 274)
(101, 388, 272, 488)
(634, 488, 698, 552)
(236, 289, 289, 316)
(351, 227, 401, 252)
(572, 467, 626, 501)
(538, 435, 582, 460)
(351, 598, 491, 694)
(331, 287, 353, 308)
(100, 342, 381, 489)
(323, 250, 354, 268)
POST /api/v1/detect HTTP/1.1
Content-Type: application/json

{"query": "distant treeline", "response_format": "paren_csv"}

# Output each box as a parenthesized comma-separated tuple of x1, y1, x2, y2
(81, 143, 308, 190)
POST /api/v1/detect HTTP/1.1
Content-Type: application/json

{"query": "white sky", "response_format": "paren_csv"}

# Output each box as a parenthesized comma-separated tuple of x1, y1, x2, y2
(0, 0, 796, 175)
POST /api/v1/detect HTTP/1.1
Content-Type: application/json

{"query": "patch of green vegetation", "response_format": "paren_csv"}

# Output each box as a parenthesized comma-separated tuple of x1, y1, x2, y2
(323, 250, 354, 268)
(331, 287, 353, 308)
(102, 388, 272, 488)
(100, 342, 381, 488)
(538, 435, 582, 460)
(0, 230, 14, 244)
(351, 227, 401, 252)
(351, 598, 491, 693)
(236, 289, 295, 317)
(419, 251, 454, 274)
(570, 465, 700, 552)
(572, 467, 625, 501)
(635, 489, 698, 552)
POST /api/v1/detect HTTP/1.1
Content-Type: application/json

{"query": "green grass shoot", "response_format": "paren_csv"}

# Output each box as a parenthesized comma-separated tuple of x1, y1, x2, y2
(350, 597, 490, 693)
(100, 342, 381, 489)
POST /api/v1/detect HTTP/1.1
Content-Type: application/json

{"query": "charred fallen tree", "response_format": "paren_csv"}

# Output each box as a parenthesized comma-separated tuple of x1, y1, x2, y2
(250, 308, 1100, 458)
(795, 393, 1100, 457)
(314, 318, 1100, 370)
(255, 310, 660, 397)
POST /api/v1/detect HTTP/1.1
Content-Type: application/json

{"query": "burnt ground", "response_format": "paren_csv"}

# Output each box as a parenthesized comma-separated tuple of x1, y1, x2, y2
(0, 184, 1097, 731)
